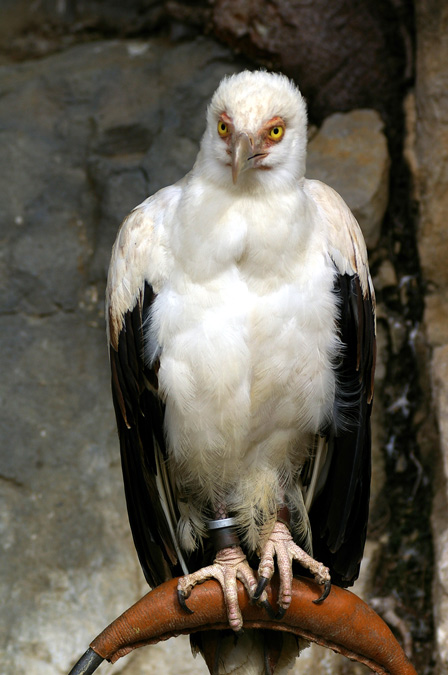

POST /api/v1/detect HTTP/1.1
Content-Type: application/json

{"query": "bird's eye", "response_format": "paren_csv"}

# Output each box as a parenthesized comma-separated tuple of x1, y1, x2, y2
(218, 121, 230, 137)
(269, 125, 284, 141)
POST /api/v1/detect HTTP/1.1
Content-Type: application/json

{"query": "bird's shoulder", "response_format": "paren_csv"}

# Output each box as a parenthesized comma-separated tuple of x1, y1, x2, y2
(106, 178, 185, 349)
(303, 178, 373, 301)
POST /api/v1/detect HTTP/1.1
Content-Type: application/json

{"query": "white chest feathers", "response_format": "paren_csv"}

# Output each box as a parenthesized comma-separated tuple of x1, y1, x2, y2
(146, 186, 340, 486)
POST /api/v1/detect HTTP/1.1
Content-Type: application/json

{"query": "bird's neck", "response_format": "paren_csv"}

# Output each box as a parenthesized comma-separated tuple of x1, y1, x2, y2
(169, 174, 315, 284)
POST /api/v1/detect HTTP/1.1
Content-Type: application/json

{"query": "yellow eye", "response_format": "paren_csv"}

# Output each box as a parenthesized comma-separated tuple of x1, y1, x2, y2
(218, 120, 230, 137)
(269, 125, 284, 141)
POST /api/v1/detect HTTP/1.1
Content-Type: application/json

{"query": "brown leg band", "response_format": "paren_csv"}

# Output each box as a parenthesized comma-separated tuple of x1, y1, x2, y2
(276, 504, 291, 528)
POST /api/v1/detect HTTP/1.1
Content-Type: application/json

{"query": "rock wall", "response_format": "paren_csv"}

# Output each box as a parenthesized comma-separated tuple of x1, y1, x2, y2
(414, 2, 448, 673)
(0, 2, 442, 674)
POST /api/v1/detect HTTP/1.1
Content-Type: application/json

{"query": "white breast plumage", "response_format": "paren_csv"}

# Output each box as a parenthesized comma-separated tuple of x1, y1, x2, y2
(145, 183, 340, 550)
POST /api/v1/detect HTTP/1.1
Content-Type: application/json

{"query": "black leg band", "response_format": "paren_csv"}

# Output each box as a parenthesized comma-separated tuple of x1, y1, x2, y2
(208, 517, 240, 551)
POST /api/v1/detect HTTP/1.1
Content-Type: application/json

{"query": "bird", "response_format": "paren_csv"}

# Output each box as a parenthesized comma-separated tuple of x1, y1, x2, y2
(106, 70, 375, 673)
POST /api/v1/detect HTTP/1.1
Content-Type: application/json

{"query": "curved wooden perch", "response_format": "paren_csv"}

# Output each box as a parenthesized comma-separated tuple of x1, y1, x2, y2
(68, 576, 417, 674)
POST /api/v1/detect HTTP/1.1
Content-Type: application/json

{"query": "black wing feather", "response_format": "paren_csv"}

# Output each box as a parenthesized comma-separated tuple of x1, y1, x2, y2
(110, 282, 186, 587)
(309, 272, 375, 587)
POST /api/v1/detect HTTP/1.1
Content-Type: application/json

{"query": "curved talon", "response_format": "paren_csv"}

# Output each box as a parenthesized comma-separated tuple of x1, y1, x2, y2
(253, 575, 269, 601)
(275, 606, 287, 621)
(177, 589, 195, 614)
(259, 598, 277, 620)
(313, 580, 331, 605)
(176, 546, 258, 631)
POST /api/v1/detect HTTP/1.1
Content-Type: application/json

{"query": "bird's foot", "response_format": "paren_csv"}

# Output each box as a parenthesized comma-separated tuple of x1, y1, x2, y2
(253, 521, 331, 617)
(177, 546, 265, 632)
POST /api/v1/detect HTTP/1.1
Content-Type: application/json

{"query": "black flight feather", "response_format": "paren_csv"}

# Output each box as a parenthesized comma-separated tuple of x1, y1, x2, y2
(110, 282, 213, 588)
(110, 283, 182, 586)
(308, 272, 375, 587)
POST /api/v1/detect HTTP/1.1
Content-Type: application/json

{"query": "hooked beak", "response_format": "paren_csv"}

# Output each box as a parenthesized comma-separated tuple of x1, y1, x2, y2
(232, 132, 257, 184)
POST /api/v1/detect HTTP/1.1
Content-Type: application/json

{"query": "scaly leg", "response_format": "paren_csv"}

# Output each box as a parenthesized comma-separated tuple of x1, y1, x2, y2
(177, 545, 260, 631)
(177, 515, 268, 632)
(253, 520, 331, 618)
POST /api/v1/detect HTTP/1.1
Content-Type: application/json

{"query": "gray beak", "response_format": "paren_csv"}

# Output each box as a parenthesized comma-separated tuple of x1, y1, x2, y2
(231, 132, 255, 184)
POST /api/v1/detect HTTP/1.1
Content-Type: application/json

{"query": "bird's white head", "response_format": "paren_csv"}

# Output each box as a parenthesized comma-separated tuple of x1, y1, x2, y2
(198, 70, 308, 192)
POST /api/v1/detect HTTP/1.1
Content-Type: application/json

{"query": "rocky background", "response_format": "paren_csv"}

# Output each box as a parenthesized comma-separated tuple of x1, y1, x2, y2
(0, 1, 447, 673)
